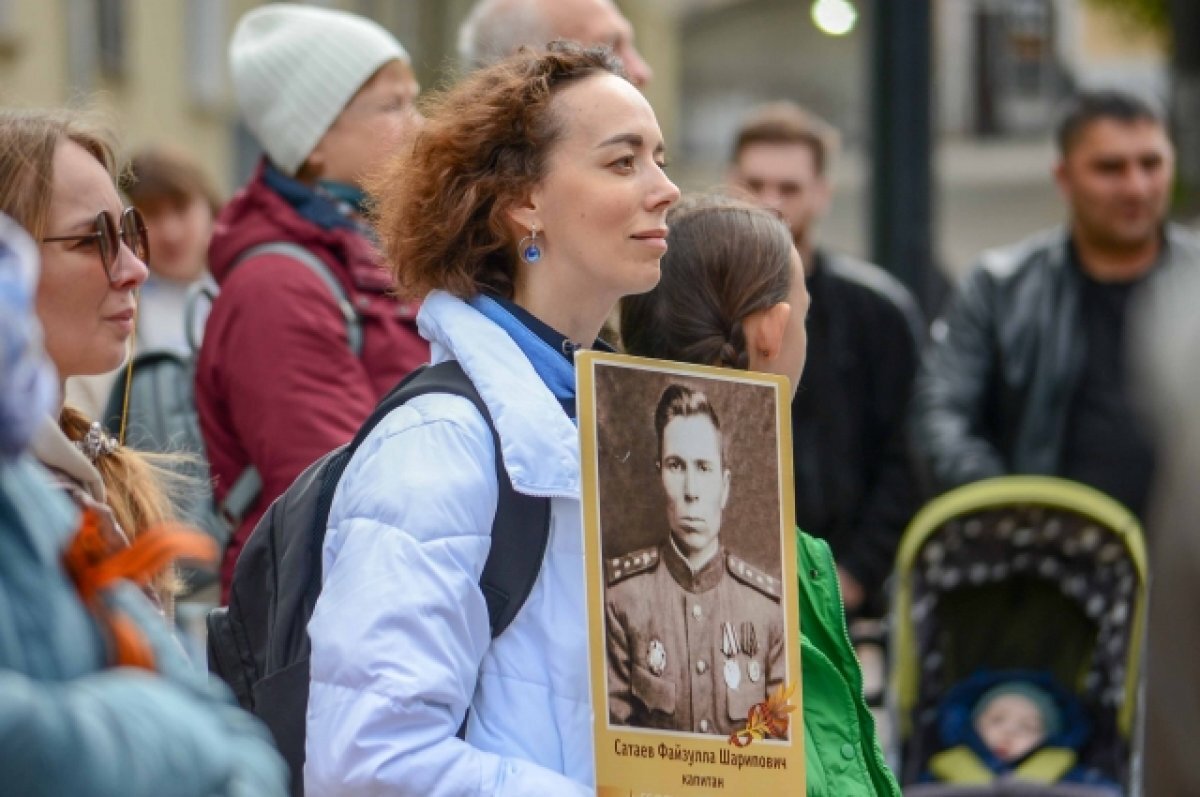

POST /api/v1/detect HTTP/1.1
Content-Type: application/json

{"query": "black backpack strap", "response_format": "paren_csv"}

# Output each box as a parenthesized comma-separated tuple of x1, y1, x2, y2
(206, 605, 255, 710)
(481, 448, 551, 637)
(309, 360, 551, 637)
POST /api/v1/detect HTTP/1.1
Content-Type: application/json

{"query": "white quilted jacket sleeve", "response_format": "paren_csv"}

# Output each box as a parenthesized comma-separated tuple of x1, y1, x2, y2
(304, 394, 590, 797)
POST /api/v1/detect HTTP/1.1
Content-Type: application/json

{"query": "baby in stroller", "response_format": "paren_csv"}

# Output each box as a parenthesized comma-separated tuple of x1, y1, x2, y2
(889, 479, 1146, 797)
(925, 670, 1120, 794)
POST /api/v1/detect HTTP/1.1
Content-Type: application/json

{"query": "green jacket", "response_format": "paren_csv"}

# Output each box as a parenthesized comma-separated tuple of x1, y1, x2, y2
(798, 529, 901, 797)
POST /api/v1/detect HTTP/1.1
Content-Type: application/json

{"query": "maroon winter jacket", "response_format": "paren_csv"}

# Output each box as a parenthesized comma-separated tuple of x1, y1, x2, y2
(196, 163, 429, 599)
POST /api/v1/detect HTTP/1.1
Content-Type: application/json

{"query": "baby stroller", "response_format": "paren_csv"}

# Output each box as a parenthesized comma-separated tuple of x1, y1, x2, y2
(888, 477, 1146, 796)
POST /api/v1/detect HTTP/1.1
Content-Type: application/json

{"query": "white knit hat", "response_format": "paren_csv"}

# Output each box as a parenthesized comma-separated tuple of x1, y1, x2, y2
(229, 3, 409, 176)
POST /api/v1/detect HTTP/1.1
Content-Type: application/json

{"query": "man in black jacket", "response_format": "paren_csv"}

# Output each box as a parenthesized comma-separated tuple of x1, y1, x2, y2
(728, 102, 924, 616)
(909, 90, 1200, 521)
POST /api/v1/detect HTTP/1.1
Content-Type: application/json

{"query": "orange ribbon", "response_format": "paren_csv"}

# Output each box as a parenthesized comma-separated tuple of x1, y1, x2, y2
(64, 508, 217, 669)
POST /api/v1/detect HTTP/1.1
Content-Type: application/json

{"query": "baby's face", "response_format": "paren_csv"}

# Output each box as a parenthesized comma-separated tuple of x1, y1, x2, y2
(975, 694, 1046, 763)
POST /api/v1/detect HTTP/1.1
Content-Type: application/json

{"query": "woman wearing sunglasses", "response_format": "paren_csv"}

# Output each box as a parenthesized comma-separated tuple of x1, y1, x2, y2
(0, 209, 290, 797)
(0, 109, 182, 607)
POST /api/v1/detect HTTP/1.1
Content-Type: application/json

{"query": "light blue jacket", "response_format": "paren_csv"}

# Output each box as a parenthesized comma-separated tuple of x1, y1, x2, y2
(306, 290, 593, 796)
(0, 456, 288, 797)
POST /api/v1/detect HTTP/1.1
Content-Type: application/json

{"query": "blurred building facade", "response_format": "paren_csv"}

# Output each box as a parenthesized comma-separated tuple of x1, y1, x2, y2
(937, 0, 1168, 138)
(0, 1, 484, 193)
(0, 0, 685, 194)
(0, 0, 1172, 274)
(676, 0, 1167, 162)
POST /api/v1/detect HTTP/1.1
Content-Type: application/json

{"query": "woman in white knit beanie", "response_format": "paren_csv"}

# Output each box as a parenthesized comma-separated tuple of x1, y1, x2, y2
(228, 2, 419, 181)
(197, 3, 431, 605)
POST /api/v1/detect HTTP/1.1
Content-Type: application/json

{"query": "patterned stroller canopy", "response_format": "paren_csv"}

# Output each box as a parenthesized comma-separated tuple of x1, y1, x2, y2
(889, 477, 1147, 788)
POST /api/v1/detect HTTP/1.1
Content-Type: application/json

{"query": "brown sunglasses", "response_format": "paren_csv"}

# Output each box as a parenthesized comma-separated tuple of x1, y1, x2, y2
(42, 207, 150, 283)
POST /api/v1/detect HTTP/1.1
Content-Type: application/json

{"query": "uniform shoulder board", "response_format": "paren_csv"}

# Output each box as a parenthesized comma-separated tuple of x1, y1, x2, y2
(606, 546, 660, 586)
(727, 553, 782, 601)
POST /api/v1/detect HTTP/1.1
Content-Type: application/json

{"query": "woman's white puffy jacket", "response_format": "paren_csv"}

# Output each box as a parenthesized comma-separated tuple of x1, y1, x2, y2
(305, 291, 593, 797)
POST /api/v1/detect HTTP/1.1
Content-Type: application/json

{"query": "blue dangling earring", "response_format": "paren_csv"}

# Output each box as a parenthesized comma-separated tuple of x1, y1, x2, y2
(518, 226, 542, 264)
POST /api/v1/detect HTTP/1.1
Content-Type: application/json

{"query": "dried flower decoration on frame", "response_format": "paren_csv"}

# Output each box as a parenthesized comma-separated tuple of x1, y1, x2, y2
(728, 682, 797, 748)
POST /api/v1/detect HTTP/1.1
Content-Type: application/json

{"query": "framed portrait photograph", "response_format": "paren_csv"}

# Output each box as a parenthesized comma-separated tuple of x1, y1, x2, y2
(577, 350, 804, 796)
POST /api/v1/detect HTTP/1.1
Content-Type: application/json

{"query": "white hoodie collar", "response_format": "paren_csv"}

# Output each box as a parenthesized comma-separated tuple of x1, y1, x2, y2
(418, 291, 580, 499)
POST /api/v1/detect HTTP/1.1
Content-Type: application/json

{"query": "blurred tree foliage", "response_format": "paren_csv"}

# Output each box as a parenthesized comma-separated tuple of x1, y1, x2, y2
(1082, 0, 1169, 36)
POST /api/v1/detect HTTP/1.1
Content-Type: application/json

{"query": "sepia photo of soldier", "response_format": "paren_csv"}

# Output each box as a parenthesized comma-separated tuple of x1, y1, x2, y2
(605, 383, 785, 736)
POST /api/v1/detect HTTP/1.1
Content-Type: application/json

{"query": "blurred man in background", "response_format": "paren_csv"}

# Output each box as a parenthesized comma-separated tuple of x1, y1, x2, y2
(909, 89, 1200, 522)
(728, 102, 924, 617)
(124, 146, 221, 354)
(458, 0, 652, 89)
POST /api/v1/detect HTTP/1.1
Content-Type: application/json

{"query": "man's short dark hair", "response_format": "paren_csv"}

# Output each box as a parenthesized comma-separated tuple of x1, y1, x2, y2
(654, 384, 725, 464)
(729, 101, 840, 177)
(1055, 89, 1165, 156)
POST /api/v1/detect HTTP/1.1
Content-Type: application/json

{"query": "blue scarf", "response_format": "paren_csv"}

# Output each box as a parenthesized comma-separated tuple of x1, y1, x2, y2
(319, 180, 371, 217)
(470, 294, 605, 421)
(261, 161, 368, 235)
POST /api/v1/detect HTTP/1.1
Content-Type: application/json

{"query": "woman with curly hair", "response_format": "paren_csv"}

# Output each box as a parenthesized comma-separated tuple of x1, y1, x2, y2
(304, 42, 679, 796)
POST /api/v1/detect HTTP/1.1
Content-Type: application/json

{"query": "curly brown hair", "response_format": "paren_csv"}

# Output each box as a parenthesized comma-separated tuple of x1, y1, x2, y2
(368, 41, 625, 301)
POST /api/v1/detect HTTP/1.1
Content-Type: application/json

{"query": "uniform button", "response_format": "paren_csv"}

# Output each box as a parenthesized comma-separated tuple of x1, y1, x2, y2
(699, 719, 710, 733)
(841, 743, 856, 760)
(696, 660, 707, 674)
(692, 604, 702, 619)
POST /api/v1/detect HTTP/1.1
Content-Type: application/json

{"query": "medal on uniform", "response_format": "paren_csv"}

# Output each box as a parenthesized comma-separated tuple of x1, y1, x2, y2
(647, 639, 667, 676)
(748, 660, 762, 683)
(724, 658, 742, 690)
(721, 622, 739, 658)
(740, 621, 758, 657)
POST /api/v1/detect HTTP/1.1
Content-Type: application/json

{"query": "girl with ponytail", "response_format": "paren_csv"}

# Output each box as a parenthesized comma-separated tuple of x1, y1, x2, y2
(621, 193, 801, 377)
(620, 193, 901, 797)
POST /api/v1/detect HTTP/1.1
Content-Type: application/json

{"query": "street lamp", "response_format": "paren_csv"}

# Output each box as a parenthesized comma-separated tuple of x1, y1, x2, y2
(812, 0, 857, 36)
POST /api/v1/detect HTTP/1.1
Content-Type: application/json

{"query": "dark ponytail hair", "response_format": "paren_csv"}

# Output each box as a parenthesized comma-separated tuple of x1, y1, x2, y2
(620, 193, 794, 368)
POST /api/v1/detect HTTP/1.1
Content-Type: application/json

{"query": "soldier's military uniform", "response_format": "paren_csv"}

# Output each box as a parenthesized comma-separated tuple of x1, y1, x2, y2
(605, 539, 785, 736)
